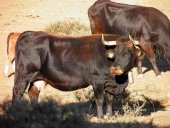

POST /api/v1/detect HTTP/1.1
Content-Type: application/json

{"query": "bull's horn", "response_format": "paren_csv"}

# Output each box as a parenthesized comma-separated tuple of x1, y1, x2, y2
(102, 34, 116, 46)
(129, 35, 140, 45)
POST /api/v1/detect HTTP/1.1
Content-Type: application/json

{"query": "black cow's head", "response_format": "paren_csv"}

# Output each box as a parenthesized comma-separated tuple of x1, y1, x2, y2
(103, 35, 139, 76)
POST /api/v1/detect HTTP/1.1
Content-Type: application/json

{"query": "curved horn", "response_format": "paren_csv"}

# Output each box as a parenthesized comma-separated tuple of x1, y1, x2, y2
(129, 35, 140, 45)
(102, 34, 105, 44)
(102, 34, 117, 46)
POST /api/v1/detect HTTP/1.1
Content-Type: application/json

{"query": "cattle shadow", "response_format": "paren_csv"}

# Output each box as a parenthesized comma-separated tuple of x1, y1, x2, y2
(89, 122, 155, 128)
(0, 97, 157, 128)
(110, 91, 166, 116)
(59, 90, 165, 120)
(141, 57, 170, 74)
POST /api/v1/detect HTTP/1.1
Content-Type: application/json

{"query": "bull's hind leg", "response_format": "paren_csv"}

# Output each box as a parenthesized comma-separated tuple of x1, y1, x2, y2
(4, 57, 10, 77)
(140, 41, 161, 76)
(12, 68, 30, 102)
(28, 80, 46, 104)
(12, 80, 29, 102)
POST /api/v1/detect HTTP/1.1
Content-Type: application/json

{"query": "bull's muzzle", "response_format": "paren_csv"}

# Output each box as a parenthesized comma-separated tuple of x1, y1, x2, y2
(110, 66, 123, 75)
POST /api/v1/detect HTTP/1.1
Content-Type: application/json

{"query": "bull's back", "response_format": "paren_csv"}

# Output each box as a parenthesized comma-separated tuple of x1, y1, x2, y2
(7, 32, 21, 56)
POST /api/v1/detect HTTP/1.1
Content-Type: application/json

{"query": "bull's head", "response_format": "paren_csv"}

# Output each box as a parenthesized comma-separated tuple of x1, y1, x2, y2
(102, 34, 139, 76)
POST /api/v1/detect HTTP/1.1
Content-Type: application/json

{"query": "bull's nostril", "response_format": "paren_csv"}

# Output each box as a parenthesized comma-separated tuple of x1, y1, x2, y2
(110, 66, 123, 75)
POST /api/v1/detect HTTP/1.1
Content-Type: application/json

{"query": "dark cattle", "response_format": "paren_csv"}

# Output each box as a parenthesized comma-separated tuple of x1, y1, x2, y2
(4, 32, 21, 77)
(12, 31, 138, 118)
(88, 0, 170, 76)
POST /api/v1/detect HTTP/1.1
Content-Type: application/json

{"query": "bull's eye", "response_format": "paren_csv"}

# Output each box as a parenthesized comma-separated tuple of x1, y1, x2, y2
(124, 53, 128, 57)
(105, 50, 115, 58)
(123, 51, 130, 57)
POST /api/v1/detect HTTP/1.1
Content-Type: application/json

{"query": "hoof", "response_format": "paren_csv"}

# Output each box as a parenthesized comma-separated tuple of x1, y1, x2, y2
(156, 75, 162, 79)
(104, 113, 112, 119)
(104, 115, 109, 120)
(138, 74, 144, 78)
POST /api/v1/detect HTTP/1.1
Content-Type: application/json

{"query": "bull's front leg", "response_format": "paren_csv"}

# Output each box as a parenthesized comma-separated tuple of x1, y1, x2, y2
(140, 41, 161, 76)
(92, 81, 104, 118)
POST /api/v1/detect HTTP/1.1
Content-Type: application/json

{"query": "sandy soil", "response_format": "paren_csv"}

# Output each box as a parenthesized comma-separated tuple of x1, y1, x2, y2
(0, 0, 170, 127)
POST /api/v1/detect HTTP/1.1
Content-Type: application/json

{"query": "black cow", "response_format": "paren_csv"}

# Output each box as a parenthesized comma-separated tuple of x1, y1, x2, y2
(88, 0, 170, 76)
(12, 31, 138, 118)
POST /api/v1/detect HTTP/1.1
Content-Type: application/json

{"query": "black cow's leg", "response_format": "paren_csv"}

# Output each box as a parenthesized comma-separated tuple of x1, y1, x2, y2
(28, 80, 46, 104)
(12, 81, 28, 102)
(12, 77, 29, 103)
(105, 92, 113, 117)
(28, 83, 40, 104)
(92, 81, 104, 118)
(12, 64, 35, 103)
(140, 42, 161, 76)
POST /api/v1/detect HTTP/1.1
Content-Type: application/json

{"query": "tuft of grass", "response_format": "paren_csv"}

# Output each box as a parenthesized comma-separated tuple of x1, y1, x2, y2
(73, 86, 94, 102)
(44, 20, 90, 36)
(112, 102, 145, 121)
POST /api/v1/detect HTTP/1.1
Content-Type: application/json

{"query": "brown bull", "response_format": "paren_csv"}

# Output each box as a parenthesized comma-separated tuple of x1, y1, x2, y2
(4, 32, 21, 77)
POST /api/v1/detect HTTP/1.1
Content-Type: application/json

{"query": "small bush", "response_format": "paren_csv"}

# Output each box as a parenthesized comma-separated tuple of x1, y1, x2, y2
(44, 20, 90, 36)
(73, 87, 94, 102)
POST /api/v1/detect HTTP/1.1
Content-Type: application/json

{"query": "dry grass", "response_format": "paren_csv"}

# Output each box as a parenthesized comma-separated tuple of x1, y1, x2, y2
(44, 20, 90, 36)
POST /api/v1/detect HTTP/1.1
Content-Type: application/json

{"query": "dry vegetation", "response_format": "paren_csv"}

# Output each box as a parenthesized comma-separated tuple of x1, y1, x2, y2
(44, 20, 90, 36)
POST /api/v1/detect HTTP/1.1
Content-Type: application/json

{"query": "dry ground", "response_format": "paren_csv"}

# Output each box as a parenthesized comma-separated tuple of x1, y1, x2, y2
(0, 0, 170, 127)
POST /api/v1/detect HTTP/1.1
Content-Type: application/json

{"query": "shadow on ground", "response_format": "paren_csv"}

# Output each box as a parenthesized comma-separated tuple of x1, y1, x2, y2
(141, 57, 170, 74)
(0, 95, 164, 128)
(58, 88, 165, 117)
(86, 91, 166, 116)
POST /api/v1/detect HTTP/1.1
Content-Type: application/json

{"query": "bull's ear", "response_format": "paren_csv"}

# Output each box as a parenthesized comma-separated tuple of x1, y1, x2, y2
(129, 35, 141, 49)
(105, 49, 115, 58)
(102, 34, 117, 46)
(136, 48, 143, 57)
(129, 35, 140, 45)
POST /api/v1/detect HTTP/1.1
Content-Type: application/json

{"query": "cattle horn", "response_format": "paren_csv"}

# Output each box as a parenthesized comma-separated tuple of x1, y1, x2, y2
(102, 34, 117, 46)
(129, 35, 140, 45)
